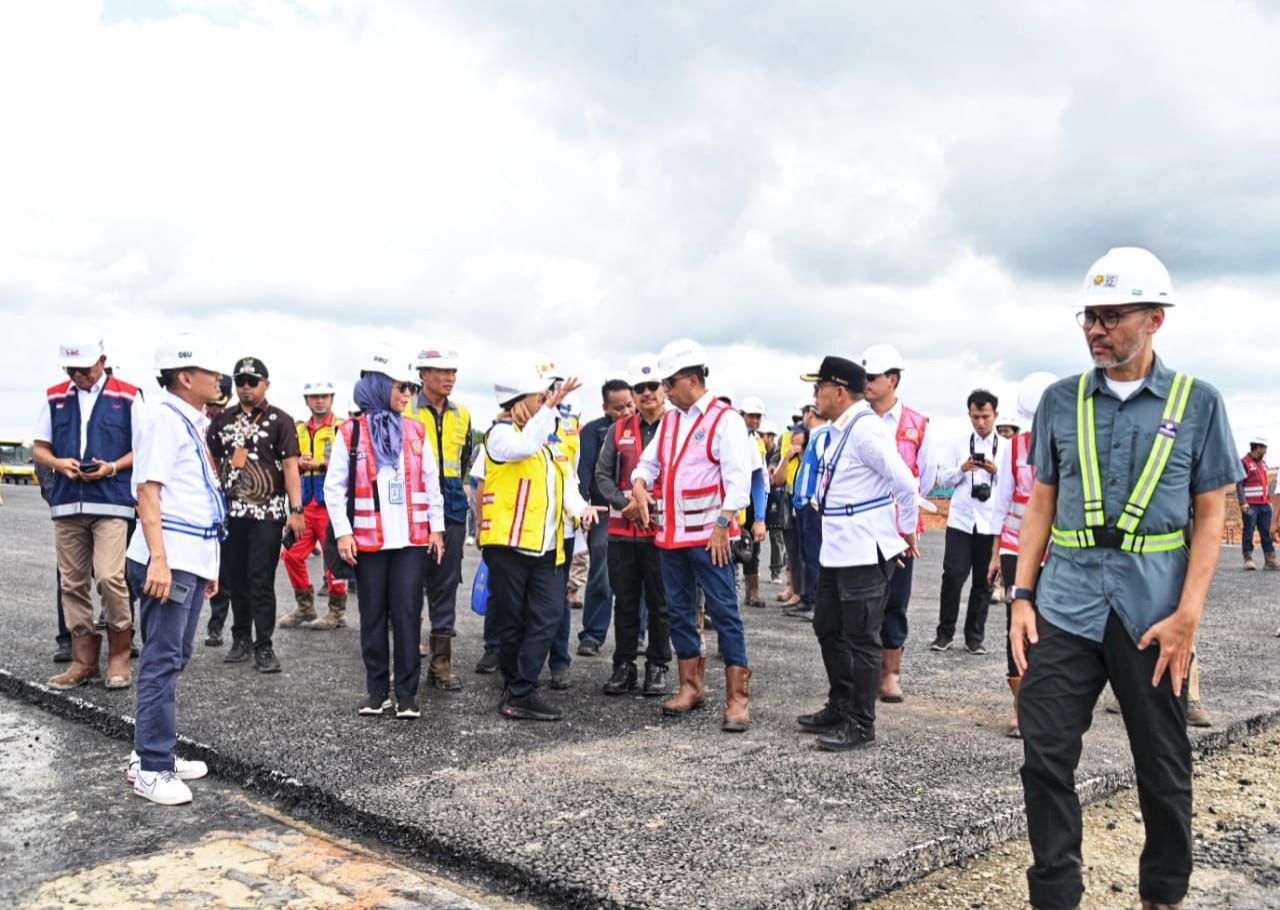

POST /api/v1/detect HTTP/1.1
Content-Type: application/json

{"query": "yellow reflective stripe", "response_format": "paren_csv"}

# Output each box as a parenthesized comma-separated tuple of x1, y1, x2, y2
(1051, 525, 1184, 553)
(1077, 373, 1105, 527)
(1116, 373, 1194, 534)
(1051, 526, 1095, 548)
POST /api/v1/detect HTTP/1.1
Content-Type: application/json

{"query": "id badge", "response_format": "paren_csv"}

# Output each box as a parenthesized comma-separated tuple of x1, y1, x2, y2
(389, 482, 405, 505)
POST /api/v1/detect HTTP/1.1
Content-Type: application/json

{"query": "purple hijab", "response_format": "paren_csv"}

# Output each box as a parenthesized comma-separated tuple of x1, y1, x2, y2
(353, 372, 404, 467)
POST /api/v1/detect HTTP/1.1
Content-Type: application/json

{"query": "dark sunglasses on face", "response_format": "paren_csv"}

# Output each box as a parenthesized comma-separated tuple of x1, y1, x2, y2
(65, 366, 92, 377)
(395, 382, 422, 395)
(234, 374, 261, 388)
(634, 382, 660, 394)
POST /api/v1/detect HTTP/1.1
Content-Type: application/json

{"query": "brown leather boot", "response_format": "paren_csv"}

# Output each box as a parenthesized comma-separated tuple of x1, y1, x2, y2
(428, 633, 462, 690)
(722, 665, 752, 732)
(743, 574, 765, 607)
(662, 657, 707, 716)
(879, 647, 904, 703)
(279, 588, 317, 627)
(104, 628, 133, 689)
(49, 632, 101, 690)
(305, 592, 347, 630)
(1006, 676, 1021, 738)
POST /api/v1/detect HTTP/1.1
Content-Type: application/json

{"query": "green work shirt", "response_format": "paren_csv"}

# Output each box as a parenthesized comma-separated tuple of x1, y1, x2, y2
(1030, 355, 1242, 644)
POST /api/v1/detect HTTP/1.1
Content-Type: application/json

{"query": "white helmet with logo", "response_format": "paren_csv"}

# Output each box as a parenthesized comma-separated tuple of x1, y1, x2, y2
(1016, 371, 1059, 423)
(1249, 434, 1269, 448)
(858, 343, 905, 375)
(413, 346, 461, 369)
(362, 341, 416, 383)
(302, 380, 336, 396)
(534, 357, 564, 383)
(656, 338, 709, 381)
(154, 333, 221, 374)
(627, 353, 661, 386)
(739, 395, 766, 416)
(494, 366, 549, 408)
(1080, 247, 1174, 308)
(59, 328, 105, 369)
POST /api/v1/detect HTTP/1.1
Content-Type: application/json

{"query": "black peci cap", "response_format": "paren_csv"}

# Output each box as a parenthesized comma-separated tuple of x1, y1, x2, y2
(800, 355, 866, 393)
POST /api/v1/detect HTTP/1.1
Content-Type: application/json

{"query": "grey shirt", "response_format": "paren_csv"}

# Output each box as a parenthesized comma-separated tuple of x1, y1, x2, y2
(1031, 355, 1242, 644)
(595, 413, 662, 542)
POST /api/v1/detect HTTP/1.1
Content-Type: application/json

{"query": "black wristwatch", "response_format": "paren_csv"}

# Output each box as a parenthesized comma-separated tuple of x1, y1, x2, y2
(715, 515, 731, 529)
(290, 505, 304, 515)
(1010, 586, 1036, 604)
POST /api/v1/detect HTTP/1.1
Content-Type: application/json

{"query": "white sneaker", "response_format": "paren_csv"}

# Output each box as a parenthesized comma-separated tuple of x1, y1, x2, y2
(132, 769, 193, 805)
(127, 750, 208, 783)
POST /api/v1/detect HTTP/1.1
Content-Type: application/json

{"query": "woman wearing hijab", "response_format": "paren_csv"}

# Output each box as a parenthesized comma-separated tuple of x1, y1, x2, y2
(326, 344, 444, 719)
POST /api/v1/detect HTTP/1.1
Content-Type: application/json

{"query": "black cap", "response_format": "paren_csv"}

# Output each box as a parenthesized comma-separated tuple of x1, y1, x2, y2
(233, 357, 268, 379)
(800, 356, 865, 393)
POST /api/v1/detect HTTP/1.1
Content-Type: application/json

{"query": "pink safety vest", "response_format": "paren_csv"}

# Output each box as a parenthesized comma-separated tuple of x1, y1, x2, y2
(654, 399, 742, 549)
(1241, 455, 1270, 505)
(340, 416, 434, 552)
(895, 405, 929, 534)
(999, 430, 1036, 554)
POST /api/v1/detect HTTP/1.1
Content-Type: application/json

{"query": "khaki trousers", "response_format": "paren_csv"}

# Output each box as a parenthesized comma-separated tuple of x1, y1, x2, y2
(54, 515, 132, 636)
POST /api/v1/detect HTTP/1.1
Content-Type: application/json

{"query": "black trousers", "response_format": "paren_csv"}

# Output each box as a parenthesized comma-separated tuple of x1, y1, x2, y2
(1000, 553, 1019, 678)
(1020, 611, 1191, 910)
(606, 538, 671, 667)
(356, 547, 426, 699)
(224, 517, 285, 651)
(486, 546, 562, 698)
(206, 554, 232, 636)
(423, 520, 466, 635)
(813, 561, 895, 731)
(937, 525, 995, 646)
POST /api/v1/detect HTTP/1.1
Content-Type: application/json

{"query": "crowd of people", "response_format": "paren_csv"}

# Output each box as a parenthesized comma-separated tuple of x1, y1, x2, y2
(22, 245, 1279, 910)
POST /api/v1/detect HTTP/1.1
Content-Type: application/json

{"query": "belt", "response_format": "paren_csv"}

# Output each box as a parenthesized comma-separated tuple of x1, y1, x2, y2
(162, 517, 228, 542)
(1051, 525, 1185, 554)
(820, 494, 893, 518)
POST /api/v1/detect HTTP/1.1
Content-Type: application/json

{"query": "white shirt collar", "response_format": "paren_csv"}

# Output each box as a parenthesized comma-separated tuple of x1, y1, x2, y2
(78, 374, 106, 395)
(831, 399, 870, 430)
(162, 389, 210, 429)
(682, 390, 716, 417)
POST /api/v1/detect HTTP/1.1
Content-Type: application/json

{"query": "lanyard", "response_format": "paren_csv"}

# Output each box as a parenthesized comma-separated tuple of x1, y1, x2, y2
(815, 410, 873, 511)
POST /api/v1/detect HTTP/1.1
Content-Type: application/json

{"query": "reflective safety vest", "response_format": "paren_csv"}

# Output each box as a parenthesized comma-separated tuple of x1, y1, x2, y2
(780, 430, 802, 493)
(478, 423, 570, 564)
(297, 412, 342, 506)
(1241, 455, 1270, 505)
(999, 430, 1036, 554)
(607, 414, 659, 539)
(339, 416, 434, 552)
(553, 414, 581, 469)
(653, 399, 741, 549)
(1051, 371, 1194, 555)
(403, 395, 472, 523)
(45, 375, 139, 519)
(894, 404, 929, 533)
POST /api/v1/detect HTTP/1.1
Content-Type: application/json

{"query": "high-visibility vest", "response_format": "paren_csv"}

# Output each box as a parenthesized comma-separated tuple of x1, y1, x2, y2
(339, 416, 434, 552)
(1051, 371, 1194, 555)
(779, 430, 802, 493)
(894, 404, 929, 534)
(45, 375, 139, 519)
(478, 423, 571, 565)
(607, 414, 659, 539)
(999, 431, 1036, 554)
(1241, 455, 1270, 505)
(297, 412, 342, 506)
(554, 414, 581, 469)
(653, 399, 741, 550)
(403, 396, 471, 479)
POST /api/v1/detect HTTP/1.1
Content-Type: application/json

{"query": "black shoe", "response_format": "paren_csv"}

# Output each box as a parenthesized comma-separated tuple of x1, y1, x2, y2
(642, 663, 668, 697)
(130, 642, 139, 659)
(224, 639, 252, 663)
(929, 636, 953, 652)
(358, 694, 392, 716)
(965, 641, 987, 655)
(603, 662, 638, 695)
(474, 648, 499, 674)
(94, 616, 107, 631)
(53, 641, 72, 664)
(783, 603, 814, 620)
(549, 666, 571, 690)
(395, 695, 421, 719)
(797, 703, 844, 733)
(205, 632, 223, 647)
(576, 640, 601, 657)
(817, 720, 876, 752)
(500, 692, 562, 721)
(254, 646, 281, 673)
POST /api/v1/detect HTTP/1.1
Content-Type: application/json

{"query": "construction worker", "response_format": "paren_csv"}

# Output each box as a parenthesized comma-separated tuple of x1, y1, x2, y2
(279, 380, 347, 630)
(629, 338, 754, 733)
(1010, 246, 1242, 910)
(404, 346, 473, 689)
(857, 344, 937, 702)
(1237, 435, 1275, 570)
(738, 396, 770, 608)
(35, 328, 142, 692)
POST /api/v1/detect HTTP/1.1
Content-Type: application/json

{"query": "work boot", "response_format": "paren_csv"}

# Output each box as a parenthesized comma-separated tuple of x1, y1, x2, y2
(53, 639, 72, 663)
(427, 633, 462, 690)
(1006, 676, 1021, 738)
(278, 588, 317, 628)
(1244, 553, 1257, 570)
(305, 592, 347, 630)
(1266, 552, 1279, 570)
(104, 628, 133, 689)
(662, 657, 706, 716)
(642, 662, 668, 696)
(817, 719, 876, 752)
(721, 665, 752, 733)
(879, 647, 904, 703)
(1186, 660, 1210, 727)
(797, 703, 843, 733)
(603, 661, 638, 695)
(743, 574, 765, 608)
(48, 633, 101, 690)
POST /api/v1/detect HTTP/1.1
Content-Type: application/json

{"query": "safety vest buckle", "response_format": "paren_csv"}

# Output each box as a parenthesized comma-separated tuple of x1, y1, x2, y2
(1091, 526, 1124, 550)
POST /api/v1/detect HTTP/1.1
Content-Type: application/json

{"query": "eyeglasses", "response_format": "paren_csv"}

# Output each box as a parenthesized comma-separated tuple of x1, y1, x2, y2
(1075, 306, 1155, 330)
(395, 382, 422, 395)
(234, 374, 261, 388)
(865, 373, 883, 383)
(65, 366, 92, 378)
(633, 382, 660, 394)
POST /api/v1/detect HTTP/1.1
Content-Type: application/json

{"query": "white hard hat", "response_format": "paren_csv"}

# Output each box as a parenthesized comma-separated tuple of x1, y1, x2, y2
(413, 346, 461, 369)
(1250, 435, 1270, 447)
(759, 418, 779, 435)
(154, 333, 221, 374)
(362, 341, 416, 383)
(534, 357, 564, 382)
(656, 338, 709, 381)
(58, 329, 105, 369)
(1080, 247, 1174, 308)
(627, 353, 661, 386)
(494, 366, 548, 407)
(740, 395, 766, 416)
(716, 383, 735, 406)
(302, 380, 336, 396)
(858, 343, 905, 375)
(794, 399, 813, 416)
(1017, 371, 1059, 423)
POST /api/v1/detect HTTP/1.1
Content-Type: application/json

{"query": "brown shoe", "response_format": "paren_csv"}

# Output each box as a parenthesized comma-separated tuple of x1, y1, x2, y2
(1006, 676, 1021, 738)
(743, 574, 765, 608)
(304, 592, 346, 630)
(662, 657, 706, 716)
(279, 588, 317, 627)
(1244, 553, 1257, 570)
(1266, 552, 1279, 570)
(722, 665, 752, 732)
(48, 632, 101, 690)
(428, 633, 462, 690)
(104, 628, 133, 689)
(879, 647, 904, 703)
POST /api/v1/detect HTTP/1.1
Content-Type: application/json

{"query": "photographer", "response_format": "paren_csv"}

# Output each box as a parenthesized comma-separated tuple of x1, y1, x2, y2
(930, 389, 1012, 655)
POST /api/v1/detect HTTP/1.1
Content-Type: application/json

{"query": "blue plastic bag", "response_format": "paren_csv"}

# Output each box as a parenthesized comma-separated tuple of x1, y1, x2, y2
(470, 557, 490, 616)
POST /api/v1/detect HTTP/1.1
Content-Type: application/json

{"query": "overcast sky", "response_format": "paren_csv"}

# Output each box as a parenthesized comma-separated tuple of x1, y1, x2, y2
(2, 0, 1278, 453)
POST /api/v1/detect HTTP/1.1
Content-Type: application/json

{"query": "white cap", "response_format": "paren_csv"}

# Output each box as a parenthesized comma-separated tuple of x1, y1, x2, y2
(1017, 371, 1059, 423)
(154, 333, 221, 374)
(739, 395, 766, 416)
(413, 346, 461, 369)
(1249, 434, 1270, 447)
(302, 380, 336, 396)
(494, 366, 548, 407)
(656, 338, 709, 381)
(716, 383, 735, 406)
(858, 343, 905, 375)
(759, 418, 779, 435)
(627, 353, 661, 386)
(1080, 247, 1174, 308)
(59, 329, 105, 369)
(362, 341, 416, 383)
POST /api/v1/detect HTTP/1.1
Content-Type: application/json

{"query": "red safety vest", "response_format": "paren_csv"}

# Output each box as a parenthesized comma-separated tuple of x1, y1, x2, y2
(340, 416, 434, 552)
(999, 431, 1037, 554)
(1241, 455, 1270, 505)
(607, 414, 659, 539)
(654, 399, 741, 550)
(895, 404, 929, 534)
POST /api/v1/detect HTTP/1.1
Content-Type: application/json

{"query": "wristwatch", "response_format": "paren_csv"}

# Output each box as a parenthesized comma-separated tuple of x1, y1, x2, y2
(715, 515, 731, 529)
(1010, 586, 1036, 604)
(290, 505, 304, 515)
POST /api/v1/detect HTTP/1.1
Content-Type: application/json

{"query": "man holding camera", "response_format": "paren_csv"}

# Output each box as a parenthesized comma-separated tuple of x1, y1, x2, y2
(931, 389, 1012, 654)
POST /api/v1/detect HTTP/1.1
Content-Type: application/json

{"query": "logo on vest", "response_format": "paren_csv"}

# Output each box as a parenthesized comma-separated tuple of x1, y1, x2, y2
(692, 430, 706, 442)
(1158, 419, 1180, 438)
(905, 428, 919, 440)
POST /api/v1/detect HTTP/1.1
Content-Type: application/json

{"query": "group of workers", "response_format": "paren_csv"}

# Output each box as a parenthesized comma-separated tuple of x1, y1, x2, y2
(26, 244, 1274, 910)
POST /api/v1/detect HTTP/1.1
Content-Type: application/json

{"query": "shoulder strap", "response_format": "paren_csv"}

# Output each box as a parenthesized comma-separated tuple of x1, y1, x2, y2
(1116, 373, 1194, 533)
(347, 416, 362, 527)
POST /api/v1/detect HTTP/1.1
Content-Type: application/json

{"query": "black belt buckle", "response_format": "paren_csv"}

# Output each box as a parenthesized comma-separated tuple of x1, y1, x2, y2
(1092, 527, 1123, 550)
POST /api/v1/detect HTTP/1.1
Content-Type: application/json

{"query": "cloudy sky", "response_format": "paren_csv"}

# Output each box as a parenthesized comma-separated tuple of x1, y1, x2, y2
(2, 0, 1278, 452)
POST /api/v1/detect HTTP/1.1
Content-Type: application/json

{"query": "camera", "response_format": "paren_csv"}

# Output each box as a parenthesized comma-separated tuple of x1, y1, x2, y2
(971, 481, 992, 502)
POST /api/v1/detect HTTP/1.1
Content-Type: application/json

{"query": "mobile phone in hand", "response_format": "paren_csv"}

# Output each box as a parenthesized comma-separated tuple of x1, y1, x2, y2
(972, 453, 986, 464)
(80, 462, 102, 473)
(168, 578, 194, 603)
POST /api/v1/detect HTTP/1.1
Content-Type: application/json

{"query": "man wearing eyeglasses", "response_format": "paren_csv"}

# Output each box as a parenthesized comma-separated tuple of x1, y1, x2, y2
(35, 329, 143, 691)
(1009, 247, 1242, 910)
(206, 357, 304, 673)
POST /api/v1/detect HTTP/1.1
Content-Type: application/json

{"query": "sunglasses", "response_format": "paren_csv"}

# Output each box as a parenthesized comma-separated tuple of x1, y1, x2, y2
(65, 366, 92, 378)
(234, 374, 262, 388)
(633, 382, 660, 394)
(395, 381, 422, 395)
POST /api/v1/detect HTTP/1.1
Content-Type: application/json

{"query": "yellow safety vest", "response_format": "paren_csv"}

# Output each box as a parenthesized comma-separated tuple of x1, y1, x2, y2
(403, 397, 471, 478)
(479, 431, 571, 565)
(555, 414, 581, 469)
(296, 414, 343, 506)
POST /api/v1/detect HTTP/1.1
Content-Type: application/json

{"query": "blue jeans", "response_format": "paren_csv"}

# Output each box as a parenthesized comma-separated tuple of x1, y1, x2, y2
(1242, 503, 1275, 555)
(580, 520, 613, 646)
(660, 546, 748, 667)
(128, 558, 207, 773)
(796, 505, 822, 607)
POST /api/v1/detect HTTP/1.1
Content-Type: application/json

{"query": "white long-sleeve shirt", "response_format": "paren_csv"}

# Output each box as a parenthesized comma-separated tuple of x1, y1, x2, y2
(936, 428, 1013, 535)
(817, 401, 922, 567)
(325, 424, 444, 550)
(631, 391, 752, 512)
(876, 400, 938, 496)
